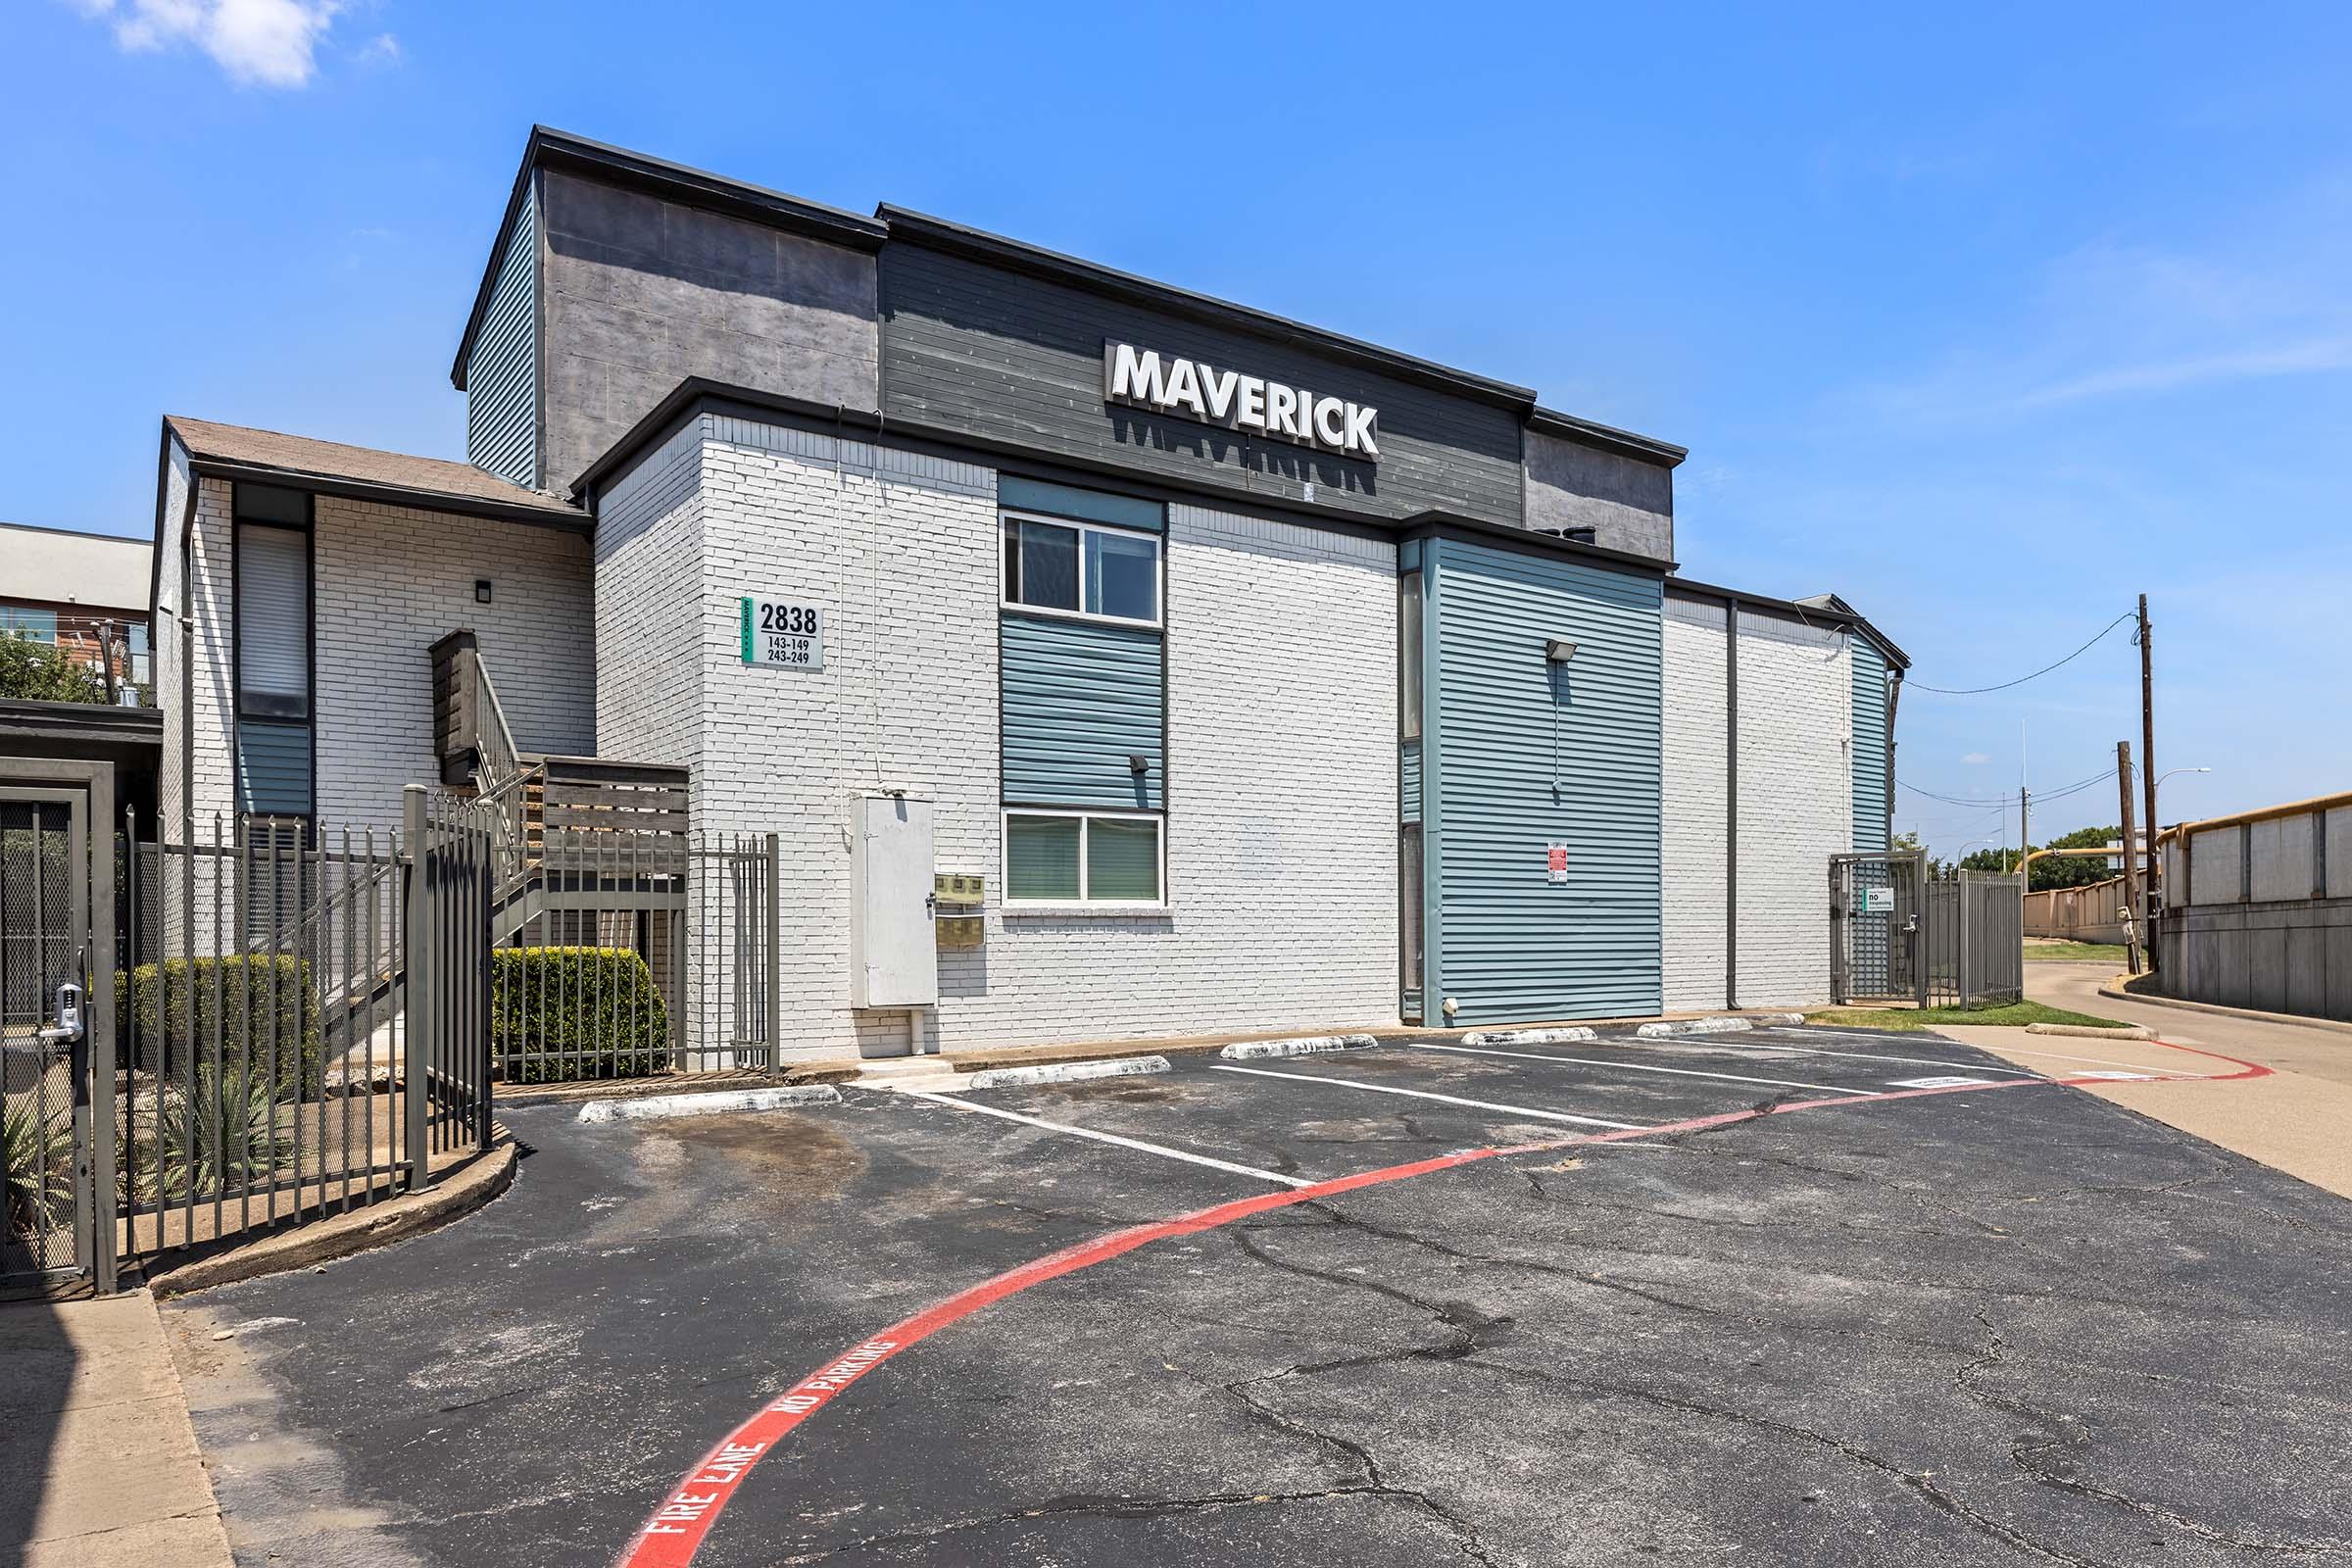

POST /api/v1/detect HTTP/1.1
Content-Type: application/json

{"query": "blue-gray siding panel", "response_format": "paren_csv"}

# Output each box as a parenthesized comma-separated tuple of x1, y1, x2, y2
(1400, 740, 1422, 825)
(466, 183, 539, 488)
(1001, 614, 1163, 809)
(235, 721, 312, 816)
(1851, 640, 1890, 852)
(1430, 537, 1663, 1022)
(999, 474, 1164, 534)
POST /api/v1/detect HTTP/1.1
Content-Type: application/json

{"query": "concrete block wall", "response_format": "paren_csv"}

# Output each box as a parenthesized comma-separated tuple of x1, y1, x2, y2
(1660, 598, 1729, 1009)
(674, 417, 1397, 1058)
(312, 498, 595, 837)
(2161, 803, 2352, 1021)
(1731, 612, 1852, 1007)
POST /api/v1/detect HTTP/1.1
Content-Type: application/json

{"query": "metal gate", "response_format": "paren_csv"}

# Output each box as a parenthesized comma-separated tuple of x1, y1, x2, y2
(2, 768, 116, 1296)
(1831, 853, 2023, 1008)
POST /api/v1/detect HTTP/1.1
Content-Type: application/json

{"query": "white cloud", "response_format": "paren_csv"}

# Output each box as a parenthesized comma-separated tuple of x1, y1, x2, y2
(1961, 753, 1988, 766)
(356, 29, 397, 64)
(70, 0, 342, 88)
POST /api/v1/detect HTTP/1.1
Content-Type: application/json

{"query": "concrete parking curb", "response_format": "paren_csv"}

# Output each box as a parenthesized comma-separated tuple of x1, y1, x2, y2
(1219, 1035, 1377, 1059)
(1638, 1017, 1753, 1038)
(146, 1134, 517, 1299)
(965, 1055, 1172, 1089)
(2025, 1021, 2155, 1040)
(2096, 980, 2352, 1038)
(1461, 1026, 1597, 1046)
(576, 1085, 844, 1122)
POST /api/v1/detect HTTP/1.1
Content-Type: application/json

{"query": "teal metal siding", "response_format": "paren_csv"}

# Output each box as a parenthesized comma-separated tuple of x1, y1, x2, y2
(235, 721, 312, 816)
(1400, 740, 1422, 824)
(466, 183, 538, 487)
(1428, 536, 1663, 1022)
(999, 475, 1164, 534)
(1851, 640, 1890, 851)
(1001, 613, 1164, 809)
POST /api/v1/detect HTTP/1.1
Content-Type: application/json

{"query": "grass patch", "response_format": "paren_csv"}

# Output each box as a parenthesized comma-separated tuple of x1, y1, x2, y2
(1807, 1000, 2126, 1033)
(2024, 942, 2128, 963)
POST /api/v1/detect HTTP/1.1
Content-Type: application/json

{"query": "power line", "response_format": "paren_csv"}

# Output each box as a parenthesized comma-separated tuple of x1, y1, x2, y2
(1906, 611, 2134, 695)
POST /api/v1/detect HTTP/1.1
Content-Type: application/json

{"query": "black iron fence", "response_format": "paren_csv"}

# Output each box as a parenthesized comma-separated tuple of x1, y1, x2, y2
(1831, 853, 2023, 1008)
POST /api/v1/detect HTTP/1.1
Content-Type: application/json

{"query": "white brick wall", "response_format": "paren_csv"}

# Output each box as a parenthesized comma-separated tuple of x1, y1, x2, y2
(154, 440, 190, 842)
(171, 477, 595, 842)
(594, 416, 708, 771)
(312, 496, 595, 836)
(676, 419, 1397, 1058)
(182, 477, 237, 833)
(1661, 598, 1729, 1009)
(1733, 611, 1852, 1006)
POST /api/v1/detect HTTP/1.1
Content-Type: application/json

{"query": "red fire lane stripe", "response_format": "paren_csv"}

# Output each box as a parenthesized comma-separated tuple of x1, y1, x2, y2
(618, 1038, 2268, 1568)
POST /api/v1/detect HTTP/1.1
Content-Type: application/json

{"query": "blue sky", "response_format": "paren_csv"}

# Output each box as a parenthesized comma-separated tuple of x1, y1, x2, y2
(6, 2, 2347, 857)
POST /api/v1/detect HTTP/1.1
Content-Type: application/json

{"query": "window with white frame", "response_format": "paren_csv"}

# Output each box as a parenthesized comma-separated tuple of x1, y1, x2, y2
(1001, 512, 1161, 627)
(1003, 809, 1164, 906)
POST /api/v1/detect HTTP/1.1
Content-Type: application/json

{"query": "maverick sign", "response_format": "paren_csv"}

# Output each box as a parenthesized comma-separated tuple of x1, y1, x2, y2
(1103, 342, 1381, 461)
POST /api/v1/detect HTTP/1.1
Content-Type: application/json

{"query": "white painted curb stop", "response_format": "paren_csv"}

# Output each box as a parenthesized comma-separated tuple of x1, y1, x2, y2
(2024, 1021, 2154, 1040)
(1753, 1013, 1808, 1027)
(1460, 1027, 1597, 1046)
(576, 1085, 843, 1123)
(1637, 1017, 1754, 1038)
(965, 1055, 1173, 1090)
(1220, 1035, 1378, 1059)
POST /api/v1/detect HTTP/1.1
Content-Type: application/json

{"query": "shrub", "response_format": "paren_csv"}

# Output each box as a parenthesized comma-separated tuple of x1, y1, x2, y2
(4, 1102, 75, 1241)
(492, 946, 671, 1084)
(0, 631, 107, 703)
(116, 955, 322, 1100)
(148, 1066, 294, 1203)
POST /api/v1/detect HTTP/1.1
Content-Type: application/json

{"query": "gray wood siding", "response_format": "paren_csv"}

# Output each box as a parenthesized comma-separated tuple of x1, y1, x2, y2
(882, 245, 1523, 527)
(466, 183, 539, 488)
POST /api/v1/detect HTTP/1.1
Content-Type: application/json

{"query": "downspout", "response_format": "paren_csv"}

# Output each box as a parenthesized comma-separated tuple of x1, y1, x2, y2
(1725, 597, 1739, 1010)
(1884, 666, 1902, 852)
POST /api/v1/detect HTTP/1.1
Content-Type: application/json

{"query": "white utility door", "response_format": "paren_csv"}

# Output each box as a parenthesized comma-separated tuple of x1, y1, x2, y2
(852, 795, 938, 1008)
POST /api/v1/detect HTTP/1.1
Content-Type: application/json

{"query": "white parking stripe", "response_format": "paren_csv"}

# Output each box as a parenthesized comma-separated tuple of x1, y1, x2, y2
(1703, 1039, 2044, 1079)
(1208, 1063, 1648, 1130)
(896, 1088, 1312, 1188)
(1400, 1040, 1860, 1094)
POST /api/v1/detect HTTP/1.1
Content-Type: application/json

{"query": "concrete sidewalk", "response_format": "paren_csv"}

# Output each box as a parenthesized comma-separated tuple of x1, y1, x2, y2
(1946, 962, 2352, 1200)
(0, 1290, 232, 1568)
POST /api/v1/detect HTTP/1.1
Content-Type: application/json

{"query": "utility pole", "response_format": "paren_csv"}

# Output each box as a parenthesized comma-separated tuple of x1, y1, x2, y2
(2137, 594, 2159, 970)
(2116, 741, 2141, 973)
(2019, 786, 2030, 882)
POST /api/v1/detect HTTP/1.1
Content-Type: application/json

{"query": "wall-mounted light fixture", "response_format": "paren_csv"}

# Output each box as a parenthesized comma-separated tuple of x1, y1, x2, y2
(474, 579, 494, 605)
(1128, 754, 1151, 775)
(1545, 639, 1578, 663)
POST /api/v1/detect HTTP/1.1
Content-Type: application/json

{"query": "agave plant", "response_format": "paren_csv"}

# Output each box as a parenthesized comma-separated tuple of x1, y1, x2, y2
(3, 1100, 75, 1241)
(154, 1067, 294, 1203)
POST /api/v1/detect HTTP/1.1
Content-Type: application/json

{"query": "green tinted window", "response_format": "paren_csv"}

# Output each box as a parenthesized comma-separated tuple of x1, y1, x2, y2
(1005, 814, 1081, 901)
(1086, 817, 1160, 902)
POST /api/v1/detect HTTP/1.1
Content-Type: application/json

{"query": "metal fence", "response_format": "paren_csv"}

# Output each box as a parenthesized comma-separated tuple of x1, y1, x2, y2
(118, 809, 417, 1272)
(3, 796, 89, 1288)
(1831, 853, 2023, 1008)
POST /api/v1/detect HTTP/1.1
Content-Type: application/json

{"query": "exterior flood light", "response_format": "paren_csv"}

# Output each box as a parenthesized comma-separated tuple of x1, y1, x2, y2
(1128, 754, 1151, 774)
(1545, 639, 1578, 663)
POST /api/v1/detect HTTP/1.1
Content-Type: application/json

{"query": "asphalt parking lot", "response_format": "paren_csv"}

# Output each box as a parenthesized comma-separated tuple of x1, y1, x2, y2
(163, 1023, 2352, 1568)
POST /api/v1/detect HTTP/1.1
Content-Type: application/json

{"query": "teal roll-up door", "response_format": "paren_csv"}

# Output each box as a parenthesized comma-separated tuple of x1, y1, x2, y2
(1851, 640, 1890, 852)
(1428, 536, 1663, 1022)
(235, 721, 312, 816)
(1001, 613, 1164, 809)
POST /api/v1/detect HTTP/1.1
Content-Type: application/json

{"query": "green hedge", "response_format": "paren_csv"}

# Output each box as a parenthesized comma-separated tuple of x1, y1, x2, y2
(492, 946, 671, 1084)
(116, 955, 321, 1100)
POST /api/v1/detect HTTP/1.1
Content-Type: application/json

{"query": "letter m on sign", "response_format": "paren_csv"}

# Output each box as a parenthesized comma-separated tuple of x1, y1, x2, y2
(1104, 343, 1167, 406)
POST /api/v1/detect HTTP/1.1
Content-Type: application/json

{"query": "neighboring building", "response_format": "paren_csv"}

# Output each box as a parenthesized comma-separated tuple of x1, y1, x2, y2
(144, 125, 1908, 1058)
(0, 519, 152, 690)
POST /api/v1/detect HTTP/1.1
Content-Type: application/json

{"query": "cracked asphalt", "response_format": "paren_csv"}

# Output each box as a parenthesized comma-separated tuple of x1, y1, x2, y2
(160, 1024, 2352, 1567)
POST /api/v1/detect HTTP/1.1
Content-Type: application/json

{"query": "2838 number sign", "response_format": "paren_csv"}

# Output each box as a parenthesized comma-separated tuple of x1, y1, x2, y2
(740, 596, 826, 670)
